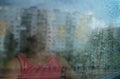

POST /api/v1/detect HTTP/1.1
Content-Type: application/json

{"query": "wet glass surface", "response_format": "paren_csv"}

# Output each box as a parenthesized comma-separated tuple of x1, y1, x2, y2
(0, 0, 120, 79)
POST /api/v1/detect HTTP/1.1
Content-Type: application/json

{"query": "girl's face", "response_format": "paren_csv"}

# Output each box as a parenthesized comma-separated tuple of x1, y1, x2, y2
(27, 34, 46, 53)
(27, 27, 47, 53)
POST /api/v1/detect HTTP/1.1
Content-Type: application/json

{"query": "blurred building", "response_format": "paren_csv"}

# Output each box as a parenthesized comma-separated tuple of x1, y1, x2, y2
(73, 13, 93, 53)
(45, 9, 56, 52)
(0, 7, 8, 52)
(0, 6, 26, 51)
(3, 7, 22, 36)
(37, 9, 48, 39)
(9, 7, 25, 51)
(46, 9, 68, 52)
(0, 21, 7, 52)
(21, 7, 38, 35)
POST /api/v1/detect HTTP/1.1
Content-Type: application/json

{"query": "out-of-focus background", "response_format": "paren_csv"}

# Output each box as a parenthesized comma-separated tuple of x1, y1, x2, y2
(0, 0, 120, 79)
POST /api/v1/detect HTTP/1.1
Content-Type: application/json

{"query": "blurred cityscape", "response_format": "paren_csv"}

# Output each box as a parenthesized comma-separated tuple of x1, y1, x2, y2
(0, 6, 120, 79)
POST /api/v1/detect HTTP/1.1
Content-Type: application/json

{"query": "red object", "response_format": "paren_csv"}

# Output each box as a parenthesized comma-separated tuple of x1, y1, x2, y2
(18, 53, 62, 79)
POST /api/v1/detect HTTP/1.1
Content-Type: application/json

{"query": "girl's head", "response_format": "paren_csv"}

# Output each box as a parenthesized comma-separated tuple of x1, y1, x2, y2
(25, 32, 47, 53)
